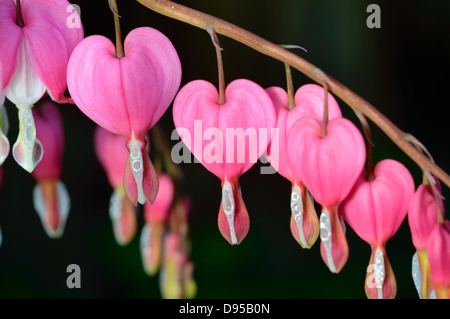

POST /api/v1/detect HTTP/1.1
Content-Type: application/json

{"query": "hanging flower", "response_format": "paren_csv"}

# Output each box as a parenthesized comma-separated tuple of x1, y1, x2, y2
(94, 126, 138, 246)
(340, 159, 415, 298)
(173, 79, 276, 245)
(141, 173, 174, 276)
(427, 220, 450, 299)
(265, 84, 342, 248)
(0, 0, 84, 172)
(288, 114, 366, 273)
(32, 100, 70, 238)
(67, 27, 181, 206)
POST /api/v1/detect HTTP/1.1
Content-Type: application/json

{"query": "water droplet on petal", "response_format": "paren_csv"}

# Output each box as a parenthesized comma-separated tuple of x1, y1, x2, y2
(374, 246, 385, 299)
(222, 179, 237, 245)
(320, 207, 336, 272)
(13, 106, 43, 172)
(291, 183, 307, 247)
(128, 138, 146, 204)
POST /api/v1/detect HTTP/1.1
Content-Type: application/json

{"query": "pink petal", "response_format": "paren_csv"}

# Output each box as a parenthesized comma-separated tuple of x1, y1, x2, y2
(341, 159, 415, 245)
(288, 117, 366, 207)
(32, 101, 64, 180)
(0, 1, 21, 91)
(109, 188, 137, 246)
(143, 174, 174, 224)
(265, 84, 342, 182)
(427, 220, 450, 298)
(21, 0, 84, 103)
(217, 177, 250, 245)
(173, 79, 276, 179)
(123, 141, 159, 206)
(67, 27, 181, 138)
(94, 126, 128, 189)
(408, 184, 444, 251)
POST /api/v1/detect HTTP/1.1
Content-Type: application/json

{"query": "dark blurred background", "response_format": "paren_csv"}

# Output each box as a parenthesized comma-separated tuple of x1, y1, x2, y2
(0, 0, 449, 299)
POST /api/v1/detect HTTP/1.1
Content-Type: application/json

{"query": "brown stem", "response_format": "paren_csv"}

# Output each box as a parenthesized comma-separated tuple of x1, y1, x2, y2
(355, 112, 375, 181)
(284, 63, 295, 110)
(16, 0, 24, 27)
(136, 0, 450, 189)
(320, 83, 329, 138)
(110, 0, 125, 58)
(207, 26, 226, 105)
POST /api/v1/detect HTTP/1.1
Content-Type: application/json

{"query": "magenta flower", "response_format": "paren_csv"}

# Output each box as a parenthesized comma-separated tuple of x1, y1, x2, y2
(141, 174, 174, 276)
(159, 232, 196, 299)
(265, 84, 342, 248)
(94, 126, 137, 246)
(340, 159, 415, 298)
(173, 79, 276, 245)
(408, 180, 444, 298)
(67, 27, 181, 206)
(427, 220, 450, 299)
(31, 101, 70, 238)
(0, 0, 83, 172)
(288, 116, 366, 273)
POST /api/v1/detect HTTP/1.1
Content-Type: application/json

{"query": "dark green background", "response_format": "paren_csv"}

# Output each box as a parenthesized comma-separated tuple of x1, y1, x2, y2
(0, 0, 449, 299)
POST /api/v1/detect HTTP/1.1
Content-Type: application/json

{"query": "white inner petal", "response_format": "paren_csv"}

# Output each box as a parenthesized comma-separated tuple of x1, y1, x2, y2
(4, 38, 46, 107)
(222, 179, 237, 245)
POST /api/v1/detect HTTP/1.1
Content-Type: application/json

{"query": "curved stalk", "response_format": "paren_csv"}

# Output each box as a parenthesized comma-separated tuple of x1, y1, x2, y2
(137, 0, 450, 189)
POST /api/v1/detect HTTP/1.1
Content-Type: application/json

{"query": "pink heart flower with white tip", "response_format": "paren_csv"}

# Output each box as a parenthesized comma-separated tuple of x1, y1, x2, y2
(288, 116, 366, 273)
(94, 126, 138, 246)
(427, 220, 450, 299)
(408, 179, 445, 299)
(0, 0, 83, 172)
(67, 27, 181, 206)
(173, 79, 276, 245)
(340, 159, 415, 299)
(265, 84, 342, 248)
(141, 174, 174, 276)
(174, 26, 273, 245)
(32, 101, 70, 239)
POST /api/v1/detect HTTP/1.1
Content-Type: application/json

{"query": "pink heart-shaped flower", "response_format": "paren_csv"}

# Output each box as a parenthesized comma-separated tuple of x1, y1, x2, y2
(265, 84, 342, 249)
(173, 79, 275, 179)
(340, 159, 415, 299)
(173, 79, 276, 244)
(287, 116, 366, 273)
(67, 27, 181, 206)
(288, 117, 366, 207)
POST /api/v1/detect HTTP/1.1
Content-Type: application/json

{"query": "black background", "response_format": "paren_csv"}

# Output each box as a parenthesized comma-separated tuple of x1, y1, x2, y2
(0, 0, 449, 299)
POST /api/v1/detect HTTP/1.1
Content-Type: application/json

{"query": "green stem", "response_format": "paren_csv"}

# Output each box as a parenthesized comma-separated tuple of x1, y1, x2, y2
(110, 0, 124, 58)
(136, 0, 450, 190)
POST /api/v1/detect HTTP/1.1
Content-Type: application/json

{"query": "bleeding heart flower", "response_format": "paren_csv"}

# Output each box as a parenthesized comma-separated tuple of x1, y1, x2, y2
(408, 180, 445, 298)
(427, 220, 450, 299)
(67, 27, 182, 206)
(265, 84, 342, 248)
(288, 116, 366, 273)
(141, 174, 174, 276)
(173, 79, 276, 245)
(0, 0, 84, 172)
(31, 100, 70, 238)
(340, 159, 415, 299)
(159, 232, 196, 299)
(94, 126, 137, 246)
